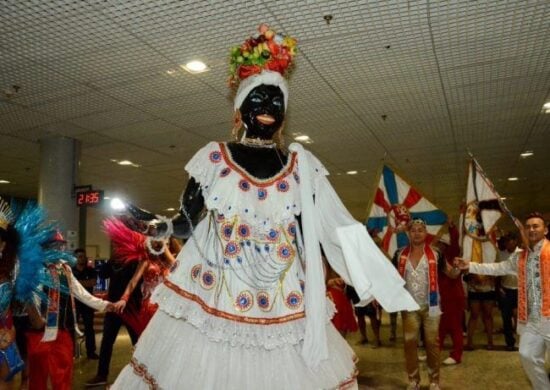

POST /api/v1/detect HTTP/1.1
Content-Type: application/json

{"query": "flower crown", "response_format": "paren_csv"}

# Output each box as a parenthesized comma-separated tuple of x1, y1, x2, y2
(0, 197, 14, 231)
(229, 24, 297, 87)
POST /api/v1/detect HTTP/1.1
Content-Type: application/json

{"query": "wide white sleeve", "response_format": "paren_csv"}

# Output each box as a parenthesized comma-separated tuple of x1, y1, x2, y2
(314, 175, 419, 312)
(69, 272, 108, 312)
(469, 253, 519, 276)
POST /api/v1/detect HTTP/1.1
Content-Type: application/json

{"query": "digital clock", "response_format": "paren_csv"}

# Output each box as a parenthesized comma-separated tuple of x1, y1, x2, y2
(76, 190, 104, 207)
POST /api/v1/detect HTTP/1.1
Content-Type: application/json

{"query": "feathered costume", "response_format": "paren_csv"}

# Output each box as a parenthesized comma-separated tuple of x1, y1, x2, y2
(103, 219, 170, 336)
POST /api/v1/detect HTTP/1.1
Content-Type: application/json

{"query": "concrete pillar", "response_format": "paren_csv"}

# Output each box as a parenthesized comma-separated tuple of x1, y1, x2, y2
(38, 137, 80, 248)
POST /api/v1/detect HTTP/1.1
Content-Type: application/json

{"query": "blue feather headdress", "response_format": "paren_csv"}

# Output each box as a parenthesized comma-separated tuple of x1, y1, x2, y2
(13, 201, 75, 302)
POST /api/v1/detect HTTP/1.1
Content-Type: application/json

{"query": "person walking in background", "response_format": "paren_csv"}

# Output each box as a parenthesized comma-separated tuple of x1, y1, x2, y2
(497, 233, 520, 351)
(72, 248, 99, 359)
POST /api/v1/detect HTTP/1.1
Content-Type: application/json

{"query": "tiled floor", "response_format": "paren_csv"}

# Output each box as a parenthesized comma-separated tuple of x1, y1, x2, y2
(42, 313, 535, 389)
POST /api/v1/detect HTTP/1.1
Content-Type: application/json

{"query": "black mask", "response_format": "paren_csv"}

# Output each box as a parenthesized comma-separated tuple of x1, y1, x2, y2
(239, 84, 285, 140)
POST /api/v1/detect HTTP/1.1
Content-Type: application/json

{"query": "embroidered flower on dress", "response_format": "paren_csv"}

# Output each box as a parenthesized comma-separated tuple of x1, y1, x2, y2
(287, 223, 296, 237)
(209, 151, 222, 163)
(266, 229, 280, 242)
(257, 188, 268, 201)
(237, 224, 251, 239)
(235, 291, 253, 312)
(220, 167, 231, 177)
(257, 291, 271, 311)
(221, 223, 233, 241)
(224, 241, 240, 257)
(201, 270, 216, 289)
(238, 179, 251, 192)
(285, 291, 303, 309)
(191, 264, 202, 281)
(277, 243, 294, 262)
(276, 179, 290, 192)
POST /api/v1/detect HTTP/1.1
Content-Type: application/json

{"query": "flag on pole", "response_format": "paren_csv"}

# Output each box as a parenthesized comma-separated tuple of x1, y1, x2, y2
(462, 158, 503, 269)
(366, 165, 447, 258)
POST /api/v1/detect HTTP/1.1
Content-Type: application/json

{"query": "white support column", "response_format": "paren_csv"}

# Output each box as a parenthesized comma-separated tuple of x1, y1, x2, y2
(38, 136, 80, 248)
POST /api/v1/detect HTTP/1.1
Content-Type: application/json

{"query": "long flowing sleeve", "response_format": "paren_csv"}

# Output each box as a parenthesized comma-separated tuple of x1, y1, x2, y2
(313, 173, 419, 312)
(69, 271, 109, 312)
(469, 253, 519, 276)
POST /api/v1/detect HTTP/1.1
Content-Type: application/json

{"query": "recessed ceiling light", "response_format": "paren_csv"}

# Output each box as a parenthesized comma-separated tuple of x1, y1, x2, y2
(118, 160, 133, 166)
(500, 197, 507, 200)
(520, 151, 534, 157)
(346, 170, 358, 175)
(166, 69, 177, 75)
(166, 207, 176, 211)
(0, 180, 10, 184)
(507, 177, 519, 181)
(294, 135, 313, 143)
(181, 60, 209, 74)
(543, 102, 550, 109)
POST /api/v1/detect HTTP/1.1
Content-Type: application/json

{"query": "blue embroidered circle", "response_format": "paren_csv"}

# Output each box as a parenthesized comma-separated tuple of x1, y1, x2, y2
(224, 241, 240, 257)
(201, 271, 215, 289)
(257, 188, 268, 201)
(276, 180, 289, 193)
(221, 223, 233, 241)
(190, 264, 202, 281)
(257, 291, 270, 311)
(287, 223, 297, 237)
(235, 291, 253, 312)
(209, 151, 222, 163)
(277, 244, 293, 261)
(239, 179, 251, 192)
(293, 172, 300, 183)
(237, 224, 250, 239)
(285, 291, 303, 309)
(220, 167, 231, 177)
(267, 229, 279, 242)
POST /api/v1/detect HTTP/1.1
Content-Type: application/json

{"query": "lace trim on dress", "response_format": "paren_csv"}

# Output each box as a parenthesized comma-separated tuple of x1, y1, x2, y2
(153, 282, 308, 350)
(130, 357, 160, 390)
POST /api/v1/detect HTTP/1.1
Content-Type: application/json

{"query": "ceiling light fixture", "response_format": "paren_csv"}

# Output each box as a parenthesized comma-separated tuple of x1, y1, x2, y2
(0, 180, 10, 184)
(520, 151, 534, 158)
(294, 135, 313, 143)
(166, 207, 176, 211)
(166, 69, 177, 75)
(543, 102, 550, 113)
(500, 197, 507, 200)
(110, 198, 126, 211)
(507, 177, 519, 181)
(117, 160, 133, 166)
(346, 170, 358, 175)
(182, 60, 209, 74)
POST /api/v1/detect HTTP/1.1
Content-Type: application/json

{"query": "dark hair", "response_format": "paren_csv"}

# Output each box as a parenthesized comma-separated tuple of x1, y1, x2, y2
(503, 232, 518, 242)
(0, 225, 19, 278)
(74, 248, 86, 255)
(525, 212, 547, 225)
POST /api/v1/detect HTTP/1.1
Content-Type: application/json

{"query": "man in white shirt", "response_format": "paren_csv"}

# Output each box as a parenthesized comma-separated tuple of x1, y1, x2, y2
(497, 233, 520, 350)
(457, 212, 550, 390)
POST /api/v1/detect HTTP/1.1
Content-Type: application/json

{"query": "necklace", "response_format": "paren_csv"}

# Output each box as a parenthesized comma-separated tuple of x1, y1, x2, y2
(240, 137, 276, 148)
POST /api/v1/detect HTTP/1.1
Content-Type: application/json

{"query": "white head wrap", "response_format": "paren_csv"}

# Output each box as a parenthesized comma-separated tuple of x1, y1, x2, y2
(233, 70, 289, 112)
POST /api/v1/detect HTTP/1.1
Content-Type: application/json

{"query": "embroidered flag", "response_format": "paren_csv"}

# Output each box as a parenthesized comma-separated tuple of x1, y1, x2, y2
(366, 165, 447, 258)
(462, 159, 503, 266)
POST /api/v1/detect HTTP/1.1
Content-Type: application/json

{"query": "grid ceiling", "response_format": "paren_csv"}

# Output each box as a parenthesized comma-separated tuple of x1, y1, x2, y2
(0, 0, 549, 223)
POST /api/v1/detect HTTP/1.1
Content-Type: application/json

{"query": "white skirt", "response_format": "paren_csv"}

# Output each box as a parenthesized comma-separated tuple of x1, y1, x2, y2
(111, 310, 358, 390)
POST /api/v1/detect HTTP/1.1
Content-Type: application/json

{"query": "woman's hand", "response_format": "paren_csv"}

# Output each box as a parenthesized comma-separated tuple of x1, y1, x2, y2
(112, 300, 127, 314)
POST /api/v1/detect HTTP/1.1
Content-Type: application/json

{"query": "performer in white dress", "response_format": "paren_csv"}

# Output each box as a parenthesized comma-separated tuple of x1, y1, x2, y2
(112, 24, 418, 390)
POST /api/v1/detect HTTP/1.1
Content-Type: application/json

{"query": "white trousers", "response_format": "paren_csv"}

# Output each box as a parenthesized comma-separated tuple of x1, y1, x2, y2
(519, 327, 550, 389)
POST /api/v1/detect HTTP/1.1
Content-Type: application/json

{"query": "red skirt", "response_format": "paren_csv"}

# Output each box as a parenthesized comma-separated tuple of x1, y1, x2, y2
(327, 287, 358, 333)
(121, 300, 158, 337)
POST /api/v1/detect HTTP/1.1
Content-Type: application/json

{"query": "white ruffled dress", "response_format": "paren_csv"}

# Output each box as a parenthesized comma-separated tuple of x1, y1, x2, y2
(112, 142, 418, 390)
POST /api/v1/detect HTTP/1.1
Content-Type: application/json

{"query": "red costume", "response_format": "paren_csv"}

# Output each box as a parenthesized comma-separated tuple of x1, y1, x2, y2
(327, 280, 358, 333)
(438, 225, 464, 363)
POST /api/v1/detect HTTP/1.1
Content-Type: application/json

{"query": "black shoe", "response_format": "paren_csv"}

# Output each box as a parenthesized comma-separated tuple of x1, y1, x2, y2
(85, 375, 107, 386)
(87, 353, 100, 360)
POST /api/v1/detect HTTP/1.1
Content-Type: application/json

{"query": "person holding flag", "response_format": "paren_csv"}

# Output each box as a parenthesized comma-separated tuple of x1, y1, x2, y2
(456, 212, 550, 390)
